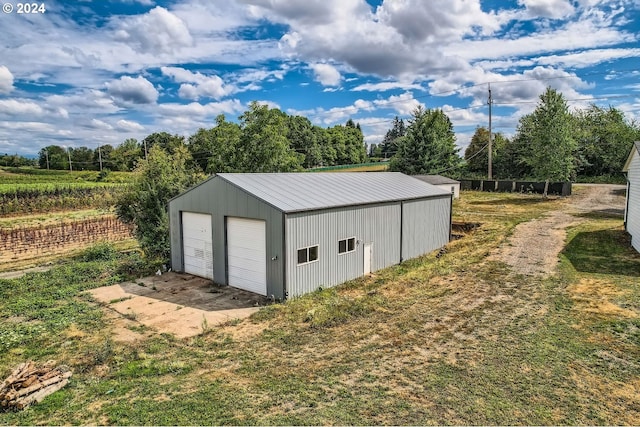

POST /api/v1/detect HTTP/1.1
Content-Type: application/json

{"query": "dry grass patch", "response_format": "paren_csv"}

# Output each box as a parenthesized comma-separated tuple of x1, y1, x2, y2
(569, 278, 638, 319)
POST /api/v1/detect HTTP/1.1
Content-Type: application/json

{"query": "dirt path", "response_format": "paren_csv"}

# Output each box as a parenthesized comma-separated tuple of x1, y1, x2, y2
(490, 184, 626, 276)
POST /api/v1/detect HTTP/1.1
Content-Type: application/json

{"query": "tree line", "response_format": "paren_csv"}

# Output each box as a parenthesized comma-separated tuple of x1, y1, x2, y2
(382, 87, 640, 182)
(36, 102, 367, 173)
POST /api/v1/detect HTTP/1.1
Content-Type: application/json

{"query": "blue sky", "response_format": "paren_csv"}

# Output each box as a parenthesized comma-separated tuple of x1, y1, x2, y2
(0, 0, 639, 157)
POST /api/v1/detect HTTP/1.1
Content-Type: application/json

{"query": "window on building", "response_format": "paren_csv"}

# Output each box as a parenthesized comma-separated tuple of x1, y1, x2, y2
(297, 245, 319, 265)
(338, 237, 356, 254)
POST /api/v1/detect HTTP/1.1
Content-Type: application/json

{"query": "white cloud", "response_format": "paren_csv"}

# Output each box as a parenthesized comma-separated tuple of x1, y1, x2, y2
(376, 0, 501, 43)
(114, 6, 193, 54)
(116, 119, 145, 132)
(88, 119, 113, 130)
(310, 63, 342, 86)
(352, 81, 424, 92)
(47, 90, 121, 114)
(0, 99, 43, 116)
(158, 100, 244, 117)
(518, 0, 574, 18)
(106, 76, 159, 104)
(374, 92, 423, 116)
(161, 66, 237, 100)
(0, 98, 68, 119)
(0, 66, 14, 94)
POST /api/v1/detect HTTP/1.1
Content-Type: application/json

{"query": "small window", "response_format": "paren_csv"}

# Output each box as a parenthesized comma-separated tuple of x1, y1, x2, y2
(297, 245, 319, 265)
(297, 248, 308, 264)
(309, 245, 318, 262)
(338, 237, 356, 254)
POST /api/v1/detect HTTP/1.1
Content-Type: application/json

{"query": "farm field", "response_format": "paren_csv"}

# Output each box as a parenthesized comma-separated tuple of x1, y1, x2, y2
(0, 168, 132, 217)
(0, 186, 638, 425)
(0, 167, 136, 270)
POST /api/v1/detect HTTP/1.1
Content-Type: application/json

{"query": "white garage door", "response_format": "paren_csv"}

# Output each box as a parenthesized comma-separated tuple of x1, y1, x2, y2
(227, 217, 267, 295)
(182, 212, 213, 280)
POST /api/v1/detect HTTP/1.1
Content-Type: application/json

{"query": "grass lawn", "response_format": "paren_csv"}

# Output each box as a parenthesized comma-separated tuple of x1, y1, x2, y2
(0, 191, 639, 425)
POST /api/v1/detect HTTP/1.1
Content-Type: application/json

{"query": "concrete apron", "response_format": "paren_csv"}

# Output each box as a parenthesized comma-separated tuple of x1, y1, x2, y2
(89, 272, 267, 339)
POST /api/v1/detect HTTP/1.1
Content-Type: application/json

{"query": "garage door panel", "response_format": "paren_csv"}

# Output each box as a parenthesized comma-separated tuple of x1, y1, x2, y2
(182, 212, 213, 280)
(227, 247, 264, 262)
(227, 217, 267, 295)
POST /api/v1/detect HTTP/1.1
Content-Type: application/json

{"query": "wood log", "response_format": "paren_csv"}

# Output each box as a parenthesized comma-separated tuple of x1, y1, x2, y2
(15, 379, 69, 410)
(7, 371, 72, 401)
(0, 361, 71, 411)
(21, 375, 38, 388)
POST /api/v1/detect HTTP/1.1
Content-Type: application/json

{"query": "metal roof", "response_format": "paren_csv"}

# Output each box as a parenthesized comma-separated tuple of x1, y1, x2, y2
(217, 172, 451, 213)
(412, 174, 460, 185)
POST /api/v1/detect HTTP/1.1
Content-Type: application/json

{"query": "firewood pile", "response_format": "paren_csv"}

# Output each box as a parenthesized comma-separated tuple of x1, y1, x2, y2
(0, 361, 72, 411)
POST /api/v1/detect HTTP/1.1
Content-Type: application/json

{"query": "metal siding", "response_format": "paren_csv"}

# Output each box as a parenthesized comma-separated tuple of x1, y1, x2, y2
(168, 176, 285, 299)
(285, 203, 401, 297)
(628, 151, 640, 252)
(402, 196, 451, 260)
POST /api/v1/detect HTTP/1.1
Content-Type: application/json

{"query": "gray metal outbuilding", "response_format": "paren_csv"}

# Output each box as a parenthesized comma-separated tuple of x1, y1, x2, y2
(412, 175, 461, 199)
(168, 172, 452, 300)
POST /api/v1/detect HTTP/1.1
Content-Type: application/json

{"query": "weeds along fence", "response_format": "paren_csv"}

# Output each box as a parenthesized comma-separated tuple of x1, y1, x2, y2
(0, 216, 134, 261)
(0, 185, 128, 216)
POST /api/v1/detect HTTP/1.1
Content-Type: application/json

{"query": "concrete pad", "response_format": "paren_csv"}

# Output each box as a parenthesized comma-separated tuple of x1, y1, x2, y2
(89, 272, 269, 339)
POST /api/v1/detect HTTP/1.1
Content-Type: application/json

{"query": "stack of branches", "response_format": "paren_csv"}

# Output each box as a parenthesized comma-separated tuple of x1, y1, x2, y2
(0, 360, 72, 411)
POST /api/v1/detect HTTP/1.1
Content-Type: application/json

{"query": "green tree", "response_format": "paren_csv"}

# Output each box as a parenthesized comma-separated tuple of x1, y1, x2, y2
(464, 127, 491, 174)
(93, 144, 114, 171)
(188, 115, 242, 173)
(0, 153, 36, 167)
(516, 87, 577, 194)
(238, 102, 303, 172)
(287, 115, 323, 168)
(110, 138, 142, 171)
(389, 107, 461, 175)
(38, 145, 67, 170)
(465, 127, 509, 177)
(142, 132, 186, 157)
(70, 146, 95, 170)
(116, 145, 204, 260)
(369, 143, 382, 158)
(575, 105, 640, 177)
(380, 116, 406, 158)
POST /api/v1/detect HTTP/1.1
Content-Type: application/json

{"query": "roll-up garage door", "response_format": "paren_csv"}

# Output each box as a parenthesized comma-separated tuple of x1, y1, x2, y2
(182, 212, 213, 280)
(226, 217, 267, 295)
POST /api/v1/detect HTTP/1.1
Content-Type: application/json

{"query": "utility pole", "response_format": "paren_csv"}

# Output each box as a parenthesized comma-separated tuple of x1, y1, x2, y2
(67, 147, 73, 172)
(487, 83, 493, 180)
(45, 148, 49, 170)
(143, 139, 148, 160)
(98, 145, 103, 171)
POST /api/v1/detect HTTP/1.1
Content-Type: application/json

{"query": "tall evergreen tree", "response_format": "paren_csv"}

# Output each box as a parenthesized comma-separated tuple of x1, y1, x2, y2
(389, 107, 461, 175)
(380, 116, 406, 158)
